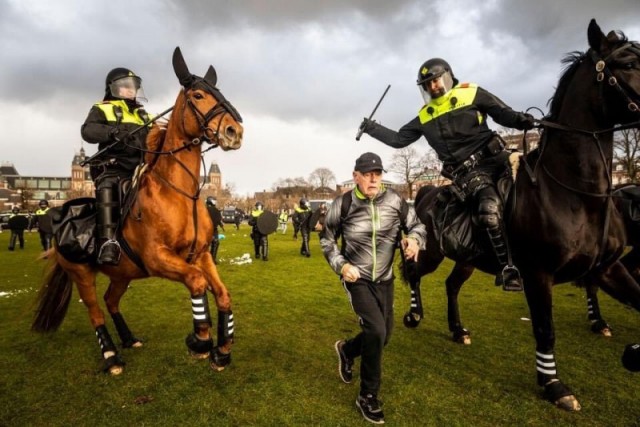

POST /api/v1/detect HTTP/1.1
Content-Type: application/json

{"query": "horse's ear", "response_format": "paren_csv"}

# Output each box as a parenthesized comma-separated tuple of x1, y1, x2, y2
(204, 65, 218, 87)
(587, 19, 606, 53)
(172, 46, 194, 88)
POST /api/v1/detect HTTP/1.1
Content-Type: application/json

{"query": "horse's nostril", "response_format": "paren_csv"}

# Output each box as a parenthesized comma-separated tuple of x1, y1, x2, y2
(225, 126, 236, 139)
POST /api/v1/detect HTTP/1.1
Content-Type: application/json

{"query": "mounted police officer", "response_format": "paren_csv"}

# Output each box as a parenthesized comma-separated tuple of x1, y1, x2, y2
(359, 58, 535, 291)
(81, 67, 152, 265)
(248, 201, 268, 261)
(297, 198, 313, 257)
(205, 196, 224, 264)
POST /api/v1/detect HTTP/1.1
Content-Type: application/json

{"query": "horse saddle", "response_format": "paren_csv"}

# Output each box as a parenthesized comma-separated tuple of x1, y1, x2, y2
(52, 178, 136, 264)
(428, 175, 514, 263)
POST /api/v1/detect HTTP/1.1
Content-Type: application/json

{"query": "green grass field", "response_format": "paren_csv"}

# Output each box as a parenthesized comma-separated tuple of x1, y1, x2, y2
(0, 225, 638, 426)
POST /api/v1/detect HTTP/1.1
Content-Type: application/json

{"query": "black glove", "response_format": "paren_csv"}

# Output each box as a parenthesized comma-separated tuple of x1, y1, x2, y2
(108, 127, 121, 142)
(359, 117, 375, 134)
(518, 113, 535, 130)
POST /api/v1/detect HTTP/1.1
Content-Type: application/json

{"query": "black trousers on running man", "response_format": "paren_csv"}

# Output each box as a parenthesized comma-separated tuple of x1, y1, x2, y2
(340, 278, 394, 396)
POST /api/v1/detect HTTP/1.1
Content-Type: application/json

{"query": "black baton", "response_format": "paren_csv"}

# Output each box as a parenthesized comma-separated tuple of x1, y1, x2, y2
(356, 84, 391, 141)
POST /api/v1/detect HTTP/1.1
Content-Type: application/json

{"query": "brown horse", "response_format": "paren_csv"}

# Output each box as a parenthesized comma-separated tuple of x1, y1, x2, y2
(32, 47, 244, 375)
(406, 20, 640, 411)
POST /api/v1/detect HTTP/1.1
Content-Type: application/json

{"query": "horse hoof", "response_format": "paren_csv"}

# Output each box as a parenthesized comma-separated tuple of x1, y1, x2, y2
(403, 313, 421, 328)
(108, 366, 124, 376)
(457, 335, 471, 345)
(453, 328, 471, 345)
(189, 350, 211, 360)
(131, 340, 144, 348)
(601, 328, 612, 337)
(210, 347, 231, 371)
(555, 395, 581, 411)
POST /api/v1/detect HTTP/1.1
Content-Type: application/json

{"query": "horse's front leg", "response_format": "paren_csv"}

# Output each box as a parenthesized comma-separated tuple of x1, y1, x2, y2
(524, 271, 581, 411)
(446, 262, 474, 344)
(197, 252, 234, 371)
(103, 277, 143, 348)
(402, 257, 424, 328)
(147, 249, 217, 364)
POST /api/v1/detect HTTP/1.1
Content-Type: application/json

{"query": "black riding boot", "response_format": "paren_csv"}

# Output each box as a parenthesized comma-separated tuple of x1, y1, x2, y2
(253, 236, 261, 259)
(261, 236, 268, 261)
(487, 225, 523, 291)
(96, 187, 121, 265)
(210, 237, 219, 264)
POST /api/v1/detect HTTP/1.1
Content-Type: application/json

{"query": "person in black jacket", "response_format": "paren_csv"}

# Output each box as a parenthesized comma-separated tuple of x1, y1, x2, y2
(248, 202, 268, 261)
(7, 207, 26, 251)
(359, 58, 534, 292)
(81, 67, 152, 265)
(206, 196, 224, 264)
(297, 198, 313, 257)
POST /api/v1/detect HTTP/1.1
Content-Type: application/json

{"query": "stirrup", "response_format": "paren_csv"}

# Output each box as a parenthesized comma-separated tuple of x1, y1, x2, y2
(496, 265, 523, 292)
(98, 239, 121, 265)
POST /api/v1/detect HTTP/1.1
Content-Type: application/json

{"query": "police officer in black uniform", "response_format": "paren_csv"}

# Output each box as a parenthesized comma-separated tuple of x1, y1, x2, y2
(360, 58, 534, 291)
(297, 198, 313, 257)
(248, 202, 269, 261)
(34, 199, 52, 251)
(8, 207, 26, 251)
(206, 196, 224, 264)
(81, 67, 152, 265)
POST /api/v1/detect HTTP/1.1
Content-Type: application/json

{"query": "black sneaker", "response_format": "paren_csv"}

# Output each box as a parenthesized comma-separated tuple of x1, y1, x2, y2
(335, 340, 354, 384)
(356, 393, 385, 424)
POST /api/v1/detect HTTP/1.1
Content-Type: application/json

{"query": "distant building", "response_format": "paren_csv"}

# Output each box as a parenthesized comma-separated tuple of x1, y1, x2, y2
(1, 150, 225, 211)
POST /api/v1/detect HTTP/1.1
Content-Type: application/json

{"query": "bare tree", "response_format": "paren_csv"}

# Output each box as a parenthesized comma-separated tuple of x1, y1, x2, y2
(308, 167, 336, 189)
(614, 128, 640, 183)
(389, 147, 429, 199)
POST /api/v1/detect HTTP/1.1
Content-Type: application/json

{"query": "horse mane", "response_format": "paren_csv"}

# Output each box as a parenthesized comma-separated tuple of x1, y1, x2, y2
(146, 123, 167, 152)
(548, 30, 630, 120)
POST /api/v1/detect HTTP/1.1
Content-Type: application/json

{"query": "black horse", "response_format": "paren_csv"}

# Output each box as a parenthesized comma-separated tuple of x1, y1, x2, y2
(403, 183, 640, 340)
(406, 20, 640, 411)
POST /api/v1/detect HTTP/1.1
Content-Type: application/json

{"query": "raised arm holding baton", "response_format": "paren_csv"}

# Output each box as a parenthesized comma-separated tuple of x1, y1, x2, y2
(355, 84, 390, 141)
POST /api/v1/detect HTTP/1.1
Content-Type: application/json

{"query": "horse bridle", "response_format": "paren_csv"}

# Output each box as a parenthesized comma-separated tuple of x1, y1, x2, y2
(522, 41, 640, 270)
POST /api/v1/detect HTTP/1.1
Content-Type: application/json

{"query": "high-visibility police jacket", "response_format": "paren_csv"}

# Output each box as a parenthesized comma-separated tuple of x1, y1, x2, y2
(248, 209, 264, 234)
(365, 83, 530, 168)
(35, 207, 49, 230)
(80, 99, 152, 172)
(294, 206, 313, 232)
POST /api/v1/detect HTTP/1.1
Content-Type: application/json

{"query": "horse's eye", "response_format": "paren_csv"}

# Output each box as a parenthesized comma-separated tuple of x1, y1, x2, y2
(193, 93, 204, 100)
(623, 61, 637, 70)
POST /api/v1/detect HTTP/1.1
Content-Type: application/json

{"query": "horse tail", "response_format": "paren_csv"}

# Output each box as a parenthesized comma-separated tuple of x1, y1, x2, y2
(32, 258, 73, 333)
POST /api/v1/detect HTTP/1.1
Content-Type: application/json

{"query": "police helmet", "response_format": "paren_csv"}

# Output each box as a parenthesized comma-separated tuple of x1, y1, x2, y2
(206, 196, 217, 207)
(104, 67, 146, 102)
(416, 58, 458, 101)
(255, 201, 264, 210)
(299, 198, 309, 208)
(12, 206, 19, 214)
(39, 199, 48, 208)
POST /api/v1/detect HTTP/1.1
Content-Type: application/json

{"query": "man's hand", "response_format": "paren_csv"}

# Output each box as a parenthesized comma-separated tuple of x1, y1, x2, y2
(401, 237, 420, 262)
(341, 263, 361, 283)
(518, 113, 536, 130)
(108, 127, 120, 142)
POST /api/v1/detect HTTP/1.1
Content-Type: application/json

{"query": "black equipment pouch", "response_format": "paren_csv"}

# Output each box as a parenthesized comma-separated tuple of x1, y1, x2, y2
(52, 197, 97, 263)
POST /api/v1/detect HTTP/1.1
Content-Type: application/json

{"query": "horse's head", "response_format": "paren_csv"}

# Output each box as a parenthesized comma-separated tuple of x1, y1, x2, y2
(587, 19, 640, 125)
(172, 47, 243, 151)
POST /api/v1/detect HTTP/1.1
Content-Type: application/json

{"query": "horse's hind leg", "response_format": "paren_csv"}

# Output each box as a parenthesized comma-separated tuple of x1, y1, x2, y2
(104, 278, 143, 348)
(63, 262, 125, 375)
(579, 277, 612, 336)
(447, 262, 474, 344)
(402, 249, 442, 328)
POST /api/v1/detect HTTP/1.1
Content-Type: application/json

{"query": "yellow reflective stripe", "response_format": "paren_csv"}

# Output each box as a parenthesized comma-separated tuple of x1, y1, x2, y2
(94, 100, 151, 125)
(418, 84, 479, 124)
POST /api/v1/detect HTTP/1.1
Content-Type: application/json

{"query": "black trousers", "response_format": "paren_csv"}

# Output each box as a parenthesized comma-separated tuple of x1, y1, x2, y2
(341, 277, 394, 396)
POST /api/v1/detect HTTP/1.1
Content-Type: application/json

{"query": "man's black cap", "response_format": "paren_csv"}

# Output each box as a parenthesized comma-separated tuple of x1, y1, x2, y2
(354, 152, 386, 173)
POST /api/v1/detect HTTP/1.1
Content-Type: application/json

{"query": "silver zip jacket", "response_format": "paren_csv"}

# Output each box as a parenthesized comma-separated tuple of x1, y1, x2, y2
(321, 187, 426, 282)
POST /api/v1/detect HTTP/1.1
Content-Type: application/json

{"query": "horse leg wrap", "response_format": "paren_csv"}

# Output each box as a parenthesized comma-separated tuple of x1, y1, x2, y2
(96, 325, 125, 372)
(111, 312, 140, 348)
(191, 293, 212, 330)
(536, 350, 558, 386)
(210, 347, 232, 369)
(185, 332, 214, 355)
(409, 286, 423, 318)
(217, 310, 235, 346)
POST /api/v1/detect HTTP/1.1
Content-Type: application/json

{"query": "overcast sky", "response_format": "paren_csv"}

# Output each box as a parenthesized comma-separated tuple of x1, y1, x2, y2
(1, 0, 639, 196)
